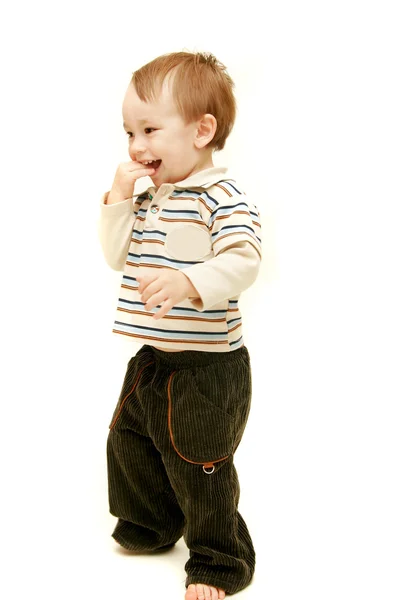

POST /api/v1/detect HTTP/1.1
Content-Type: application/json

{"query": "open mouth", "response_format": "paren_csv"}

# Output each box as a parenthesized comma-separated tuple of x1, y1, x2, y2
(142, 159, 162, 171)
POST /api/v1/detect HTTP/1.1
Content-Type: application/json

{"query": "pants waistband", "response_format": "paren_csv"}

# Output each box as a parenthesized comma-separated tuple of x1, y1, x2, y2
(142, 345, 249, 369)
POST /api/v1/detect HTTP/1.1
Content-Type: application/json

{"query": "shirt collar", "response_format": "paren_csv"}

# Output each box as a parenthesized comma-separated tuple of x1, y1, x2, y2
(141, 166, 230, 198)
(173, 166, 229, 189)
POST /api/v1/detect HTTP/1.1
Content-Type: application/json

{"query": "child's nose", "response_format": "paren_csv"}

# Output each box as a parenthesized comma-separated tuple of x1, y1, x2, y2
(131, 136, 146, 155)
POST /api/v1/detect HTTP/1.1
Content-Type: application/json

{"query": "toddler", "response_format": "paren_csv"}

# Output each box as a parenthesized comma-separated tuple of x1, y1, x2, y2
(98, 51, 262, 600)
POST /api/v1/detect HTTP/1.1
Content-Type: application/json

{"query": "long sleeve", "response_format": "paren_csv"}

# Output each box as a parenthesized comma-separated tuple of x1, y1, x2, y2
(182, 241, 261, 311)
(181, 189, 262, 311)
(97, 191, 136, 271)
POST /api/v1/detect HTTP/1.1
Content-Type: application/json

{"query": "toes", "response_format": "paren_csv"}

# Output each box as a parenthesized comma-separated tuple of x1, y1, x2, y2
(206, 585, 218, 600)
(185, 584, 197, 600)
(203, 584, 212, 600)
(185, 583, 225, 600)
(196, 584, 206, 600)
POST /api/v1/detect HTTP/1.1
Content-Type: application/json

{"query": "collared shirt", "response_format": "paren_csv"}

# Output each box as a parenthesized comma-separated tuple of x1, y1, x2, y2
(98, 166, 262, 352)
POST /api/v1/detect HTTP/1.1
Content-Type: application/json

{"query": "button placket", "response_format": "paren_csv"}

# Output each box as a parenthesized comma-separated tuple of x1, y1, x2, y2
(145, 184, 174, 227)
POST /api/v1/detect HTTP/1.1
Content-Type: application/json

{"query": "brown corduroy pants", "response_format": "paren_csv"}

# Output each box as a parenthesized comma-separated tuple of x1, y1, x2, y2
(107, 344, 256, 594)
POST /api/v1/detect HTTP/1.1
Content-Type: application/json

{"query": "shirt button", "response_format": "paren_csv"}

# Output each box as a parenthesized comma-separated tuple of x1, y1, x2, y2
(150, 205, 159, 214)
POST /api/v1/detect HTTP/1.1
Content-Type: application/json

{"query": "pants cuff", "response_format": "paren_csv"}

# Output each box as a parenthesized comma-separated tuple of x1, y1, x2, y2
(185, 573, 254, 595)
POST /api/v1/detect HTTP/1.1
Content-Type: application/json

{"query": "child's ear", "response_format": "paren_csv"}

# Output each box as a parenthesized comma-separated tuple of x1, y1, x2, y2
(194, 114, 217, 149)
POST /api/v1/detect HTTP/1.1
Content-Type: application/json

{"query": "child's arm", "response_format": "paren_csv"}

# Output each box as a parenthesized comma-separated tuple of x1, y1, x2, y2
(97, 193, 137, 271)
(181, 241, 261, 311)
(181, 196, 262, 311)
(97, 161, 155, 270)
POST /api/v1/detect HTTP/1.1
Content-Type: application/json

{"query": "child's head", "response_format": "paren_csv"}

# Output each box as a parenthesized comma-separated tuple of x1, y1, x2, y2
(122, 51, 236, 187)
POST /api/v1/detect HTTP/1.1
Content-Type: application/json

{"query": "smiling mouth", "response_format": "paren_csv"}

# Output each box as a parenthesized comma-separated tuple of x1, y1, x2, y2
(142, 159, 162, 170)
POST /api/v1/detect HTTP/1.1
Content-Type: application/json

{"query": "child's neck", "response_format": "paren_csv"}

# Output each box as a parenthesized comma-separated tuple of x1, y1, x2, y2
(153, 153, 215, 192)
(183, 149, 215, 180)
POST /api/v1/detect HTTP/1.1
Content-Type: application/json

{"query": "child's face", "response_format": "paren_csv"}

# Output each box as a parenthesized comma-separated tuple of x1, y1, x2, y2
(122, 80, 207, 187)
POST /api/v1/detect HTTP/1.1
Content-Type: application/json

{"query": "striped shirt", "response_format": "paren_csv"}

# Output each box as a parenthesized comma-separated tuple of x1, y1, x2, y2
(98, 167, 262, 352)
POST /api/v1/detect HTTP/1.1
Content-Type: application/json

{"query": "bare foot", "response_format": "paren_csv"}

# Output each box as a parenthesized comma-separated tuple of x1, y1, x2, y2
(185, 583, 225, 600)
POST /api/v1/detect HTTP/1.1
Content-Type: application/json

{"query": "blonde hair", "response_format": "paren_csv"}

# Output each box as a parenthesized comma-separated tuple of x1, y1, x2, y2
(131, 51, 236, 151)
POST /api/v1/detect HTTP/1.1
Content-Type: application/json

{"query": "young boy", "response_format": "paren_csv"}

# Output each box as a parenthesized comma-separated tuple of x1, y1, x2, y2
(98, 51, 262, 600)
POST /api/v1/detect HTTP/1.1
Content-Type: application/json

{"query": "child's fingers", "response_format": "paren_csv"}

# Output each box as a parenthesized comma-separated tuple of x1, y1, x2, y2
(131, 166, 155, 178)
(152, 298, 174, 320)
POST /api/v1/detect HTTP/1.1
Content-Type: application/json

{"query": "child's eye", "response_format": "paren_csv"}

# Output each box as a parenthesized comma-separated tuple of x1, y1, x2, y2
(125, 129, 155, 138)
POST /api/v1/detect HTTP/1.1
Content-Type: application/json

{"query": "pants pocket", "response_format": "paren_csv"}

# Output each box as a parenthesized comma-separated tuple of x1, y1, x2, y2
(167, 367, 247, 471)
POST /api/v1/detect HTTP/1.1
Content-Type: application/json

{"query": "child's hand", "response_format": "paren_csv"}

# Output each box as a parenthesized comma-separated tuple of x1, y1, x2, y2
(136, 269, 199, 320)
(110, 161, 155, 201)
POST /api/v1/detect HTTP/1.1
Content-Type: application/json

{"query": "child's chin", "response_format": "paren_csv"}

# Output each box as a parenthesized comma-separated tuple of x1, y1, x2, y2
(150, 164, 162, 181)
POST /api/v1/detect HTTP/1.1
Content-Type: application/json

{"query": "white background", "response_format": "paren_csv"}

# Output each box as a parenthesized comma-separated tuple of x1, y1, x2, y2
(1, 1, 399, 598)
